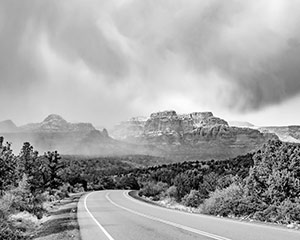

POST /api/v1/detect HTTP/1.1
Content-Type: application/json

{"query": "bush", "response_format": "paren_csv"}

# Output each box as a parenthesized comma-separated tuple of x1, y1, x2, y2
(0, 219, 26, 240)
(182, 190, 204, 208)
(166, 186, 178, 199)
(202, 183, 245, 217)
(10, 176, 45, 218)
(252, 198, 300, 224)
(139, 182, 168, 200)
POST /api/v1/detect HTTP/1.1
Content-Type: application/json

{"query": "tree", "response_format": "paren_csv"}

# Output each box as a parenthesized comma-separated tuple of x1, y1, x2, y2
(0, 137, 18, 195)
(43, 151, 64, 189)
(244, 140, 300, 222)
(18, 142, 39, 176)
(246, 140, 300, 204)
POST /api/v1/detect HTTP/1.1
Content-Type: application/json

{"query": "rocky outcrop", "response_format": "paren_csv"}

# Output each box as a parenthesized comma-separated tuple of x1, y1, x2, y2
(111, 110, 277, 160)
(259, 126, 300, 143)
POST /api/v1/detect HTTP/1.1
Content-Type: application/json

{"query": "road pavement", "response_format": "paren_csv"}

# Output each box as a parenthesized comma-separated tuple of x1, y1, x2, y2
(77, 190, 300, 240)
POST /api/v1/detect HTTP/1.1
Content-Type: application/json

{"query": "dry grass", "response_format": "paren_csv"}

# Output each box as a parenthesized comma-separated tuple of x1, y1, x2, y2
(33, 193, 84, 240)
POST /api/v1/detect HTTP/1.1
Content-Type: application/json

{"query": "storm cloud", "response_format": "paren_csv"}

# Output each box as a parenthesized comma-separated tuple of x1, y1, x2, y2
(1, 0, 300, 126)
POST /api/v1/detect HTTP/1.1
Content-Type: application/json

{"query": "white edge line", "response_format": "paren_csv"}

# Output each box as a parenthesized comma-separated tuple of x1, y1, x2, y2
(124, 191, 299, 233)
(84, 192, 115, 240)
(106, 191, 232, 240)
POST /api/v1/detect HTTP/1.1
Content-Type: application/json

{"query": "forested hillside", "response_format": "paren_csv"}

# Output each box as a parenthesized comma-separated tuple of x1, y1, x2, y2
(135, 140, 300, 225)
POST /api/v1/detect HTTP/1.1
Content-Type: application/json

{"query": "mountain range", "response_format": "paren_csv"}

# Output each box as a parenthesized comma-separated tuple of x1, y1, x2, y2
(1, 111, 299, 160)
(0, 114, 113, 154)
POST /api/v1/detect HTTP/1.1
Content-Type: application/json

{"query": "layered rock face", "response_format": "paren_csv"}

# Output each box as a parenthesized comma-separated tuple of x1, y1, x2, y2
(259, 126, 300, 143)
(112, 110, 277, 160)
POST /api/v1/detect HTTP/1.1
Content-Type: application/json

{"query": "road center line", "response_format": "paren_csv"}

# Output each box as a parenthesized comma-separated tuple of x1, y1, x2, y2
(84, 192, 115, 240)
(106, 192, 233, 240)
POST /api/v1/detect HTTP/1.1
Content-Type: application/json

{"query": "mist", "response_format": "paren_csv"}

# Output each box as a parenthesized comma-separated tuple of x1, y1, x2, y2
(1, 0, 300, 127)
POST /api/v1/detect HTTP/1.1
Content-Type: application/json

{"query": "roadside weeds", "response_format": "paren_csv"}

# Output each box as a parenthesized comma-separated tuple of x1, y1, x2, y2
(33, 193, 84, 240)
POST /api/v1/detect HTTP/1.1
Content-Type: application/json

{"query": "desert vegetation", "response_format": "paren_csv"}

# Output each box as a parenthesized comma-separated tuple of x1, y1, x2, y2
(135, 140, 300, 226)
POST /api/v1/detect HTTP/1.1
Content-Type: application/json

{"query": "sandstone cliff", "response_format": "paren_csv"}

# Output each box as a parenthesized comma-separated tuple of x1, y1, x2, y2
(111, 110, 277, 160)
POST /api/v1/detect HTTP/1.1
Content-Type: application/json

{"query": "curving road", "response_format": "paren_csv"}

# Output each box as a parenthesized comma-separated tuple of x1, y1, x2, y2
(77, 190, 300, 240)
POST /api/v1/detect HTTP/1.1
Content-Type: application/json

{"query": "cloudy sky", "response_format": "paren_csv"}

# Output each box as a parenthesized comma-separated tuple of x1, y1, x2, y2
(1, 0, 300, 127)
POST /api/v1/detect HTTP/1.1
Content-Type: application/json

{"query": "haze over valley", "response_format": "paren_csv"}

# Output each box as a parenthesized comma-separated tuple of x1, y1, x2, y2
(1, 110, 299, 161)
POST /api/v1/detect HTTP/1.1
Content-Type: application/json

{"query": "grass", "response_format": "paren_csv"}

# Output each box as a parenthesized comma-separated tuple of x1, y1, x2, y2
(33, 193, 84, 240)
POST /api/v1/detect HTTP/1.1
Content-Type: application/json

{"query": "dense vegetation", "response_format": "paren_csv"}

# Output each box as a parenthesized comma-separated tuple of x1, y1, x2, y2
(135, 140, 300, 225)
(0, 137, 73, 239)
(0, 138, 165, 239)
(1, 135, 299, 239)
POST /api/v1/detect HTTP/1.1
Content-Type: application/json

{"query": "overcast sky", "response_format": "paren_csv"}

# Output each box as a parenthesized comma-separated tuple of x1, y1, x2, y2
(1, 0, 300, 127)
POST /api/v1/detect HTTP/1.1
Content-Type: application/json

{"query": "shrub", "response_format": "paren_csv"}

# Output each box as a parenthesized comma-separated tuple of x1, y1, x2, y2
(0, 219, 26, 240)
(202, 183, 245, 217)
(10, 175, 45, 218)
(139, 182, 168, 200)
(182, 190, 204, 208)
(166, 186, 178, 199)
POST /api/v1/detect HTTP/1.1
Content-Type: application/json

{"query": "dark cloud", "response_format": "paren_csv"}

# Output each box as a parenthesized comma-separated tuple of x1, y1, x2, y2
(1, 0, 300, 126)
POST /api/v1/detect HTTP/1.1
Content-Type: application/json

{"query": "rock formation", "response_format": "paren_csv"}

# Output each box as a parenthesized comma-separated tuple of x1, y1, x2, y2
(259, 126, 300, 143)
(111, 110, 278, 160)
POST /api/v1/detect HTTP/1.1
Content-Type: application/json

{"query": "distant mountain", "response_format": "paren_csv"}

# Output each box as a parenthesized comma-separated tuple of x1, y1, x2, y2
(0, 120, 18, 133)
(228, 121, 255, 128)
(0, 114, 112, 154)
(259, 126, 300, 143)
(2, 112, 298, 161)
(19, 114, 96, 132)
(111, 110, 277, 160)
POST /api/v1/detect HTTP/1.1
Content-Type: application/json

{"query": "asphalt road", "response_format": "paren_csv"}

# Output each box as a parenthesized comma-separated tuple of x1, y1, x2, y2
(77, 190, 300, 240)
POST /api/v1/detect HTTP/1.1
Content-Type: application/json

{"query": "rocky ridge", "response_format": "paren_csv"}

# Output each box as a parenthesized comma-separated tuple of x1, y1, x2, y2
(259, 126, 300, 143)
(111, 110, 278, 160)
(0, 114, 111, 154)
(19, 114, 96, 132)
